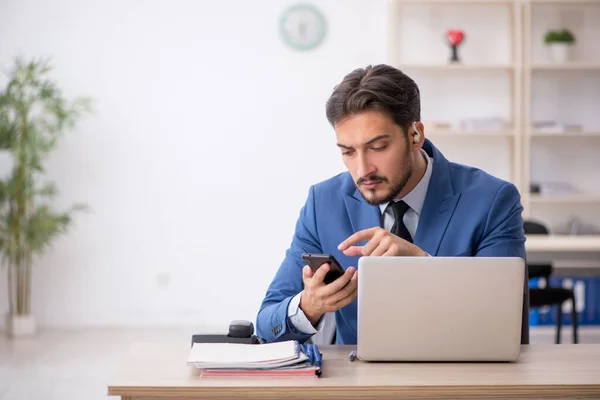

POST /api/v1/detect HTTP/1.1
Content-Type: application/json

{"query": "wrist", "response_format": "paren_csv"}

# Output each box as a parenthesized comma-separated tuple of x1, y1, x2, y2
(302, 306, 322, 327)
(306, 312, 322, 327)
(299, 294, 322, 327)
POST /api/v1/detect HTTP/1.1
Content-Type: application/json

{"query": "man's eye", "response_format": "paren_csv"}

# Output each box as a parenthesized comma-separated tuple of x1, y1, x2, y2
(342, 150, 355, 156)
(372, 145, 387, 152)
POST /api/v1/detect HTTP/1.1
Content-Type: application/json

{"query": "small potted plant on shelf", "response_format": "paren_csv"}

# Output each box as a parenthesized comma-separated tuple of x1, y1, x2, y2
(544, 29, 575, 63)
(0, 57, 91, 338)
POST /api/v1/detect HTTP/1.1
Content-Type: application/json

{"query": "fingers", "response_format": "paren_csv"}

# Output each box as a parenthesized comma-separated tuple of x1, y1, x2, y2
(361, 232, 388, 256)
(333, 289, 357, 310)
(304, 266, 359, 315)
(337, 227, 379, 251)
(370, 237, 395, 256)
(332, 273, 358, 309)
(382, 247, 398, 256)
(341, 230, 411, 257)
(302, 265, 314, 279)
(328, 270, 358, 304)
(322, 266, 356, 295)
(310, 263, 329, 285)
(342, 246, 364, 257)
(342, 232, 390, 257)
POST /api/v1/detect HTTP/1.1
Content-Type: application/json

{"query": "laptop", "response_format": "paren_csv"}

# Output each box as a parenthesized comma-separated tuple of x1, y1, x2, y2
(356, 256, 525, 362)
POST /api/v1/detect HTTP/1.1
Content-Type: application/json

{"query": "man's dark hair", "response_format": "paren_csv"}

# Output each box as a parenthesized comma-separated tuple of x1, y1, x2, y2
(325, 64, 421, 135)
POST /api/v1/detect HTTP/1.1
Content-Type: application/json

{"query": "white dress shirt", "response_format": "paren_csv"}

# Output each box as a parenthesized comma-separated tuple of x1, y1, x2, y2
(287, 149, 434, 341)
(379, 149, 433, 236)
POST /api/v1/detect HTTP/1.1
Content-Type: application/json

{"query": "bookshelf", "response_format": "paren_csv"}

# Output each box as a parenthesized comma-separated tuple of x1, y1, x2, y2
(529, 194, 600, 204)
(427, 130, 515, 137)
(531, 131, 600, 137)
(386, 0, 600, 236)
(531, 62, 600, 70)
(387, 0, 523, 192)
(523, 0, 600, 234)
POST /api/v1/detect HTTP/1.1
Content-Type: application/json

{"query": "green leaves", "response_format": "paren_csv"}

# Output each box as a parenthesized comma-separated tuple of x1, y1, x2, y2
(36, 182, 57, 197)
(0, 108, 18, 150)
(0, 57, 92, 266)
(544, 29, 576, 45)
(25, 204, 80, 255)
(0, 57, 93, 156)
(0, 180, 7, 206)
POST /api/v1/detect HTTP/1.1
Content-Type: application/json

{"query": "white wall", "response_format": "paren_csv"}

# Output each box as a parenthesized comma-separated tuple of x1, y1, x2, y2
(0, 0, 388, 330)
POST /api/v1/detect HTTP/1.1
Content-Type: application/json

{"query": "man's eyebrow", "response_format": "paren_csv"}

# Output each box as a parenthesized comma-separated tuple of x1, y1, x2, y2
(337, 134, 391, 149)
(365, 134, 390, 145)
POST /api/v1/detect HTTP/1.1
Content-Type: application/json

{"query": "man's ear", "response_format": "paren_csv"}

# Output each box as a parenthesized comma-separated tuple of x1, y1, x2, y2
(411, 121, 425, 149)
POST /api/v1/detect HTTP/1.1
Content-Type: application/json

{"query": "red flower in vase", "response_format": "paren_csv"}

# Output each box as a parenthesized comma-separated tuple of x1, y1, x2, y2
(446, 30, 465, 63)
(446, 30, 465, 47)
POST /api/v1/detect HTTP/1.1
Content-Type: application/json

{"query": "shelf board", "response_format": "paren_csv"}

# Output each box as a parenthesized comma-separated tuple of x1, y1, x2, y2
(530, 131, 600, 137)
(530, 194, 600, 204)
(391, 0, 598, 6)
(529, 0, 600, 4)
(525, 234, 600, 253)
(531, 62, 600, 71)
(427, 130, 515, 137)
(395, 64, 514, 72)
(392, 0, 516, 3)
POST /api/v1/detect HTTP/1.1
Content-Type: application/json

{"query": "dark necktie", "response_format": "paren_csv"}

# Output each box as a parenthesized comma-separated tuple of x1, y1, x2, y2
(388, 200, 413, 243)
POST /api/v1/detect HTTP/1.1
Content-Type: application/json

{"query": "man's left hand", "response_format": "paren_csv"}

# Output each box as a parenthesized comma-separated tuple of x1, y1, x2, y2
(338, 227, 428, 257)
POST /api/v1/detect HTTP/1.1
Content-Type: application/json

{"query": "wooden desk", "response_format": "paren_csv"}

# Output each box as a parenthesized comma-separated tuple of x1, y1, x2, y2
(525, 234, 600, 264)
(108, 343, 600, 399)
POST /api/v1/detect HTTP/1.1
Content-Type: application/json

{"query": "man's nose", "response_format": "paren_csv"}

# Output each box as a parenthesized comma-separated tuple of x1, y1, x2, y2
(356, 155, 375, 178)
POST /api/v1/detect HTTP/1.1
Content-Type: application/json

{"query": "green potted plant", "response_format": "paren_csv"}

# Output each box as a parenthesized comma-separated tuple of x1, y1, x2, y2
(544, 29, 575, 63)
(0, 57, 91, 337)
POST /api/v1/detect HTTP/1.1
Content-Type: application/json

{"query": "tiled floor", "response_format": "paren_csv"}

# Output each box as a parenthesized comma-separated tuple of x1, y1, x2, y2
(0, 326, 599, 400)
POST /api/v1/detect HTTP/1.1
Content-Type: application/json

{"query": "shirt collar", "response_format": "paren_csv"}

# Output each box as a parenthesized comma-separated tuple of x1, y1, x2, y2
(379, 148, 433, 216)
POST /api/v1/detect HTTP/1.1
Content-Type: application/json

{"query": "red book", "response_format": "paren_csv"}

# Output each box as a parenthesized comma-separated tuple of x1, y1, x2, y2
(200, 367, 320, 378)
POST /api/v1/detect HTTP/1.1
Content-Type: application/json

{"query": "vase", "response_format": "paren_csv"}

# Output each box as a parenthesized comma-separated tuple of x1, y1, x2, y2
(548, 43, 571, 63)
(5, 313, 36, 338)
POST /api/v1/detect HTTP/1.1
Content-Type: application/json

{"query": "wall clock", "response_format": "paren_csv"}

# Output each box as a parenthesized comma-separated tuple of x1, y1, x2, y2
(279, 3, 327, 51)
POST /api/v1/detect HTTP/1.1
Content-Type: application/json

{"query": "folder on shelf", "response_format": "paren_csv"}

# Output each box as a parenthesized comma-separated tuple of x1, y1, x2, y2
(187, 340, 322, 378)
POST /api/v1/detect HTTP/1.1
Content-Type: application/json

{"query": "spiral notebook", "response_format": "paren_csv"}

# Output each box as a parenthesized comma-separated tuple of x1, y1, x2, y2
(187, 340, 321, 378)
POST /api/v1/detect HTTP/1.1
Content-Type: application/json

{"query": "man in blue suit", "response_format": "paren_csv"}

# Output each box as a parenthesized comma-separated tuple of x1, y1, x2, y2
(256, 64, 529, 345)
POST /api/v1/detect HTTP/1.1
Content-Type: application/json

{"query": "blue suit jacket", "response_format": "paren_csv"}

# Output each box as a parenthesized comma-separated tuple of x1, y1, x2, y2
(256, 139, 529, 345)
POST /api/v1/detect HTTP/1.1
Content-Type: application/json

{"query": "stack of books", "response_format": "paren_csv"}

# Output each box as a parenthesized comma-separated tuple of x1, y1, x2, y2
(187, 340, 322, 378)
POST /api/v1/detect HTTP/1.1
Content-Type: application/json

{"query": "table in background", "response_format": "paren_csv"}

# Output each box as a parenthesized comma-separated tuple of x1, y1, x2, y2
(108, 343, 600, 400)
(525, 234, 600, 264)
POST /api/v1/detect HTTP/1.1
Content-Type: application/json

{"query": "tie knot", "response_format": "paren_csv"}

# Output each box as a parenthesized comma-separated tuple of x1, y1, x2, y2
(388, 200, 410, 220)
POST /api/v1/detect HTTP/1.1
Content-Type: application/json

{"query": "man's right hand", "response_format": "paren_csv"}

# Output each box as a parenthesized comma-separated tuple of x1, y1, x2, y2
(299, 263, 358, 327)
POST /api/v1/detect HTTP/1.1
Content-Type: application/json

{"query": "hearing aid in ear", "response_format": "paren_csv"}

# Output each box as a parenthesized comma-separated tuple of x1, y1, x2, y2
(412, 122, 422, 144)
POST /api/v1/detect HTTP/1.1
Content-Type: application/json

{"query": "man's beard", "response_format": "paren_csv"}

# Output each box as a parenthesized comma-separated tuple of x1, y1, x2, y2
(356, 162, 413, 206)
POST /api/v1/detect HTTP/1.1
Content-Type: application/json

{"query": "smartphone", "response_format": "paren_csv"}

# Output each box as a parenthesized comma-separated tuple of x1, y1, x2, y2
(301, 253, 345, 285)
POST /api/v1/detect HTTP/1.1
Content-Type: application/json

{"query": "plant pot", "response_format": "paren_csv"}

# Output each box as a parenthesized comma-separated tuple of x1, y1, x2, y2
(5, 313, 36, 338)
(548, 43, 572, 63)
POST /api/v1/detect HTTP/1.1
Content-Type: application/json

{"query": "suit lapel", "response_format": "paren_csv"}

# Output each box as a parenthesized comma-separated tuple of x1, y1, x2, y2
(414, 192, 461, 255)
(413, 140, 461, 255)
(343, 189, 382, 243)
